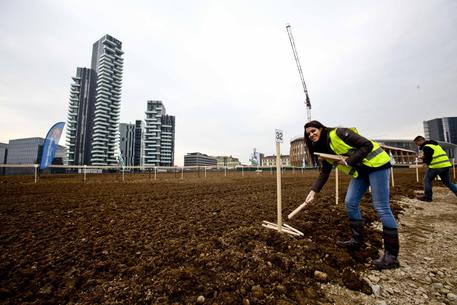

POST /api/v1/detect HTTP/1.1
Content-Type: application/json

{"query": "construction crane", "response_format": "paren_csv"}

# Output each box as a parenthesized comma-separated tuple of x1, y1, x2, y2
(286, 23, 312, 122)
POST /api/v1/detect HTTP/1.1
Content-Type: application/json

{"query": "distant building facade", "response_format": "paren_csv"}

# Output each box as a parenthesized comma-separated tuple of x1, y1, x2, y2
(133, 120, 144, 167)
(424, 117, 457, 145)
(144, 101, 175, 166)
(0, 143, 7, 164)
(66, 34, 124, 166)
(373, 139, 456, 163)
(290, 137, 306, 167)
(262, 155, 291, 167)
(119, 123, 135, 166)
(0, 142, 7, 175)
(215, 156, 241, 167)
(6, 138, 66, 174)
(184, 153, 217, 167)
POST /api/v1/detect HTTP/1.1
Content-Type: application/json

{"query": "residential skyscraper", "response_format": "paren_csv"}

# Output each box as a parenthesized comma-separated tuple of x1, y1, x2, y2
(423, 117, 457, 145)
(90, 35, 124, 165)
(66, 67, 96, 165)
(65, 34, 124, 166)
(134, 120, 144, 166)
(119, 123, 135, 166)
(160, 115, 175, 166)
(143, 100, 175, 166)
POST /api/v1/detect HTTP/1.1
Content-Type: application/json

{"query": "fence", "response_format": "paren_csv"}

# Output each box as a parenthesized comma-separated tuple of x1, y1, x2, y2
(1, 158, 455, 183)
(0, 164, 316, 183)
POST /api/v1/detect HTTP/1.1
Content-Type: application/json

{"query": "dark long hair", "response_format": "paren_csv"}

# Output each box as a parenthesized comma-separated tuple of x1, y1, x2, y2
(303, 120, 333, 165)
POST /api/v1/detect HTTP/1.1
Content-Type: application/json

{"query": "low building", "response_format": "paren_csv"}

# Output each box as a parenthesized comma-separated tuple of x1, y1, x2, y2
(376, 139, 457, 163)
(262, 155, 291, 167)
(215, 155, 241, 168)
(290, 136, 306, 167)
(0, 142, 7, 175)
(184, 152, 217, 167)
(6, 137, 66, 174)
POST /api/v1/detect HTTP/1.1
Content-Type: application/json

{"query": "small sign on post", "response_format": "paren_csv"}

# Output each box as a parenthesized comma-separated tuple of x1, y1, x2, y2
(262, 129, 303, 236)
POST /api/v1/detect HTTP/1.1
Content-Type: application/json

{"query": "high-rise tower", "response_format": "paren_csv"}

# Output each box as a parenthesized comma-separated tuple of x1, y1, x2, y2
(66, 67, 96, 165)
(424, 117, 457, 145)
(143, 100, 175, 166)
(65, 34, 123, 166)
(90, 35, 124, 165)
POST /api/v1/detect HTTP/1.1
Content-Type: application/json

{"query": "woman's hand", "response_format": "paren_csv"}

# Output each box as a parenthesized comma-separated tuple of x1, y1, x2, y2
(305, 190, 316, 204)
(336, 156, 348, 166)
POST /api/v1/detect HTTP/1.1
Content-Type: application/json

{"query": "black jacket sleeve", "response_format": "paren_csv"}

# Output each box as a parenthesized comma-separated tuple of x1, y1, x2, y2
(311, 160, 332, 193)
(335, 128, 373, 166)
(422, 146, 434, 165)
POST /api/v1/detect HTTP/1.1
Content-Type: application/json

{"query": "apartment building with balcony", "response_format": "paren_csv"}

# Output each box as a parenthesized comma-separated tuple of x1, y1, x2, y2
(65, 34, 124, 166)
(143, 100, 175, 166)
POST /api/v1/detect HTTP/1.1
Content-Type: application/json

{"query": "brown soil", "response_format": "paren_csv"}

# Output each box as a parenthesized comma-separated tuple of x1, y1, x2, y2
(0, 169, 453, 304)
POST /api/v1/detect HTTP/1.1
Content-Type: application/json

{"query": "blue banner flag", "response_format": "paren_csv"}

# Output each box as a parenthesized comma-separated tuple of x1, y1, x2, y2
(40, 122, 65, 170)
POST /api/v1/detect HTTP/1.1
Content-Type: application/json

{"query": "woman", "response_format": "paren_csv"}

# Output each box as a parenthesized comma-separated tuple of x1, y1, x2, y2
(303, 120, 399, 269)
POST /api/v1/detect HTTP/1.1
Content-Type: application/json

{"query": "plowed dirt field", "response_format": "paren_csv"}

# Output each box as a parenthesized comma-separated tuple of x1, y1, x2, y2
(0, 169, 437, 304)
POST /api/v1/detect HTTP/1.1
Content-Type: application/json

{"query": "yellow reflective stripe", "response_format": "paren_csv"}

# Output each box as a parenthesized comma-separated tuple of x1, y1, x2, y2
(431, 159, 450, 165)
(366, 147, 384, 160)
(432, 154, 447, 159)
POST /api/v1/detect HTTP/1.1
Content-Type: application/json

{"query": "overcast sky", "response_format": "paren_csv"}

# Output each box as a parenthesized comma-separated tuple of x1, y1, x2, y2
(1, 0, 456, 165)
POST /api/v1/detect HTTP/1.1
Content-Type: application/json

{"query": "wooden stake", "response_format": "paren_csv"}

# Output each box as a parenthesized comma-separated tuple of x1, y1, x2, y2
(205, 166, 207, 178)
(415, 158, 419, 183)
(335, 167, 339, 205)
(154, 167, 157, 180)
(34, 164, 38, 183)
(276, 143, 282, 232)
(288, 201, 308, 219)
(181, 167, 184, 179)
(391, 167, 395, 187)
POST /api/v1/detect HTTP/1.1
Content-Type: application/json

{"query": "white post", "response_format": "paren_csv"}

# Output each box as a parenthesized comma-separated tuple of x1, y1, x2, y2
(335, 168, 339, 205)
(181, 167, 184, 179)
(83, 165, 87, 181)
(154, 166, 157, 180)
(276, 142, 282, 232)
(122, 166, 125, 182)
(415, 158, 419, 183)
(224, 166, 227, 177)
(391, 167, 395, 187)
(34, 164, 38, 183)
(205, 166, 207, 178)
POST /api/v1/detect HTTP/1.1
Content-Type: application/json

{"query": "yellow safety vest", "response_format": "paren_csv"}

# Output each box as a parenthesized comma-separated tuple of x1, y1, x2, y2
(327, 128, 391, 178)
(424, 144, 452, 168)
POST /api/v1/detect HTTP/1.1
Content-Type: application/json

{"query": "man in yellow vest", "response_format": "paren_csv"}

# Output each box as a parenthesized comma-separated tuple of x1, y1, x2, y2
(413, 136, 457, 202)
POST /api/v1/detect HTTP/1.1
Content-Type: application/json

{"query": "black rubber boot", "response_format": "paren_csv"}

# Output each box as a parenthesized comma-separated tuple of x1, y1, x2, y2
(336, 219, 364, 251)
(373, 227, 400, 270)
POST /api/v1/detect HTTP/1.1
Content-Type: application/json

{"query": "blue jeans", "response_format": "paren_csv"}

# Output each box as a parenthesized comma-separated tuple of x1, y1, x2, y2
(423, 167, 457, 200)
(345, 168, 397, 229)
